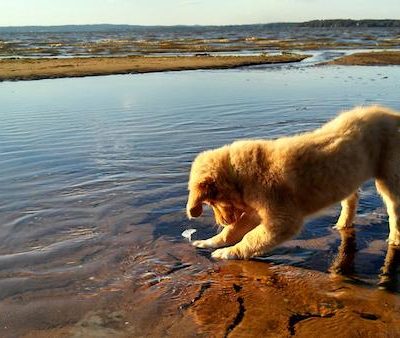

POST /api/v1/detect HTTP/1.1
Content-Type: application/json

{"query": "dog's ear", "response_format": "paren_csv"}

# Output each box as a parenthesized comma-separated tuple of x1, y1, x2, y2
(187, 177, 217, 218)
(198, 177, 218, 200)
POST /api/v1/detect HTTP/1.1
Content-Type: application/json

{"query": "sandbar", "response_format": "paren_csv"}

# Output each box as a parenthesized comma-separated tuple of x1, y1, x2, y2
(0, 54, 308, 81)
(323, 51, 400, 65)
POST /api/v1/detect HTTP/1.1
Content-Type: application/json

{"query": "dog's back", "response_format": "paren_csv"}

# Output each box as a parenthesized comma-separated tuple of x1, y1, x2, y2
(229, 106, 400, 215)
(280, 105, 400, 214)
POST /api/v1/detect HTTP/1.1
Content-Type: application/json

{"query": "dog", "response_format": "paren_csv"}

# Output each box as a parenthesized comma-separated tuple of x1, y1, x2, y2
(186, 105, 400, 260)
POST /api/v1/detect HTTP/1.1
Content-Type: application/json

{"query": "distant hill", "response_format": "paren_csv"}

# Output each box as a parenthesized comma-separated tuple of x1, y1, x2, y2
(0, 20, 399, 33)
(299, 19, 400, 28)
(0, 24, 147, 33)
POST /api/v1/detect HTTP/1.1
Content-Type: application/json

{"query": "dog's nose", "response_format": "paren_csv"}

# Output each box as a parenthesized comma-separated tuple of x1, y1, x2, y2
(188, 204, 203, 218)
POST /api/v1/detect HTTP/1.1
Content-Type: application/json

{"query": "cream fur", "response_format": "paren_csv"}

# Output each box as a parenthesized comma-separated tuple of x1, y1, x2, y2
(186, 105, 400, 260)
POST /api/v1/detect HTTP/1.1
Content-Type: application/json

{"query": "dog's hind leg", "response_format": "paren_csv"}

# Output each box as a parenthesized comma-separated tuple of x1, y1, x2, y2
(376, 179, 400, 246)
(334, 191, 359, 230)
(192, 211, 259, 249)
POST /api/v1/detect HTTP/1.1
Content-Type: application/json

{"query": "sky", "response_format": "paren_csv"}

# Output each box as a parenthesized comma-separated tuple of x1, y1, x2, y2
(1, 0, 399, 26)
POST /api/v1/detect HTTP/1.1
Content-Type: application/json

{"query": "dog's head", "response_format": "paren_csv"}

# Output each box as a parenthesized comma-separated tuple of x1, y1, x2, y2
(186, 147, 245, 226)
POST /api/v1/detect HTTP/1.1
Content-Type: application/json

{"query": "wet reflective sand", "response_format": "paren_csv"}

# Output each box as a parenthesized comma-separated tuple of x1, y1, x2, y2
(2, 232, 399, 337)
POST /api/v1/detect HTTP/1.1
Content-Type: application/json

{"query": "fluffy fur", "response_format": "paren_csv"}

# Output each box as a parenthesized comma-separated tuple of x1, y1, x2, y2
(186, 105, 400, 259)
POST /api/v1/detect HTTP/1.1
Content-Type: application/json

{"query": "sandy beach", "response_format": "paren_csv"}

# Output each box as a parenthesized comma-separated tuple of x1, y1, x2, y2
(0, 54, 308, 81)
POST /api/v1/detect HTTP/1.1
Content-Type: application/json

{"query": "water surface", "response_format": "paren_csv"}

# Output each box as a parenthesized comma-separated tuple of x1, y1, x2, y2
(1, 25, 399, 57)
(1, 65, 400, 334)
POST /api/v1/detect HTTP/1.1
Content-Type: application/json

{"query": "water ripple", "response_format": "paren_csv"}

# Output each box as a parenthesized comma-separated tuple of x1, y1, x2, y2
(0, 66, 400, 300)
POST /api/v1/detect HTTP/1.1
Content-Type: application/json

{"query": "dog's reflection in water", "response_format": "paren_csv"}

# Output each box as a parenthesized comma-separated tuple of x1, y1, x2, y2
(330, 228, 400, 291)
(378, 244, 400, 290)
(330, 228, 357, 275)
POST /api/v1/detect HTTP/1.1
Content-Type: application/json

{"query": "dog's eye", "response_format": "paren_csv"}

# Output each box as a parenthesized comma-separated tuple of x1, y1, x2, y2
(208, 183, 218, 200)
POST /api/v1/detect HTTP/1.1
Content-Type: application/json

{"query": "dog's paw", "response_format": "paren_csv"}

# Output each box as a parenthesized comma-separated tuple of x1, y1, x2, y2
(211, 247, 238, 260)
(333, 222, 353, 230)
(192, 239, 219, 248)
(387, 237, 400, 246)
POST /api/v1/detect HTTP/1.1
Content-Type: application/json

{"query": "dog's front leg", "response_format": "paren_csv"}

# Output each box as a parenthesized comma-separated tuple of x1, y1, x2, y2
(212, 216, 302, 260)
(334, 191, 359, 230)
(192, 211, 259, 249)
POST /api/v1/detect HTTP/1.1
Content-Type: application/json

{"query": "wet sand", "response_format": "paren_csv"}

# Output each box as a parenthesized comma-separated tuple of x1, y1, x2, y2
(3, 232, 399, 338)
(324, 51, 400, 66)
(0, 54, 308, 81)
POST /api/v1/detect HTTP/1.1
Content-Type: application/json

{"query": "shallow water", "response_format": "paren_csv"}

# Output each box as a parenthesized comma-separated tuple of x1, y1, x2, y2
(1, 65, 400, 334)
(1, 26, 399, 57)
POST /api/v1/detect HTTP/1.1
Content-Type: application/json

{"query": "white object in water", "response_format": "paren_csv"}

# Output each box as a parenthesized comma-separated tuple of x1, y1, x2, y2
(182, 228, 197, 242)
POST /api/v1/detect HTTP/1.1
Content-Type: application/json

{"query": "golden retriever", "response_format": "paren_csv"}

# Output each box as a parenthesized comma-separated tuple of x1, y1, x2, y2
(186, 105, 400, 260)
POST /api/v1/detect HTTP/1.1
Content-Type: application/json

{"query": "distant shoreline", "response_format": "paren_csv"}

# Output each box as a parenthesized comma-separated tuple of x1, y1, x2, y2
(1, 19, 400, 31)
(0, 54, 308, 82)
